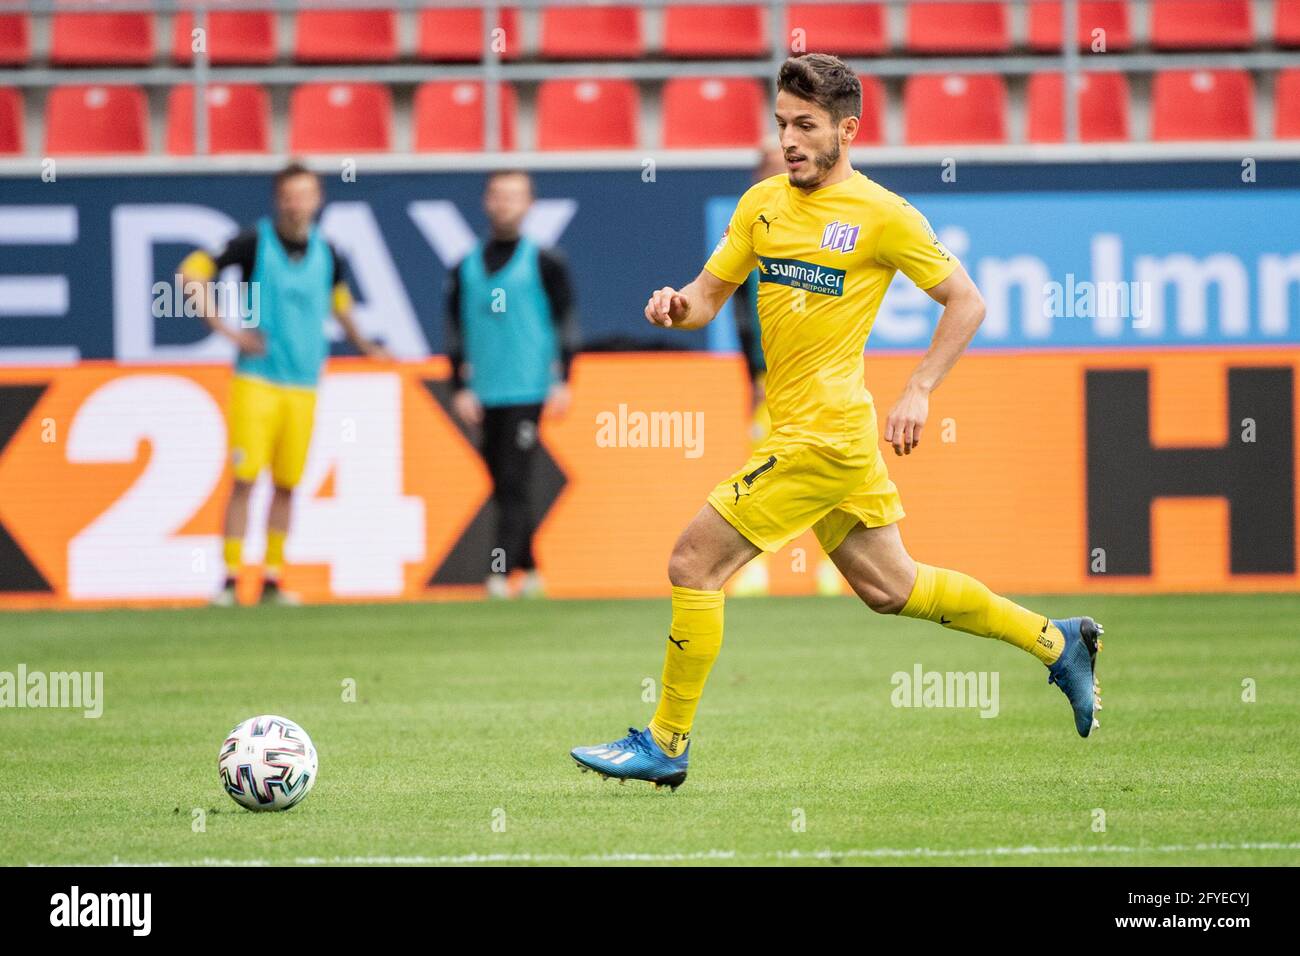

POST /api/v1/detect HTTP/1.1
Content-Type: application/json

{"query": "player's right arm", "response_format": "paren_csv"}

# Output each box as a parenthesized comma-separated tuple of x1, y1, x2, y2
(874, 198, 976, 456)
(178, 233, 265, 355)
(645, 268, 740, 330)
(645, 187, 758, 330)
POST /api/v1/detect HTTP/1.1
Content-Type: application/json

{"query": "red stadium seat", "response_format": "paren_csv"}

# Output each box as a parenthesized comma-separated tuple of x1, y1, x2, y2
(904, 74, 1007, 144)
(662, 5, 768, 58)
(1277, 1, 1300, 47)
(173, 11, 276, 65)
(166, 84, 270, 155)
(1027, 2, 1131, 51)
(541, 6, 642, 59)
(855, 74, 887, 145)
(294, 10, 396, 63)
(413, 81, 517, 151)
(906, 3, 1010, 54)
(1274, 69, 1300, 138)
(45, 85, 148, 155)
(0, 88, 23, 154)
(50, 13, 154, 66)
(416, 8, 521, 61)
(536, 79, 638, 149)
(784, 5, 886, 56)
(0, 15, 29, 65)
(289, 83, 392, 153)
(1151, 69, 1254, 140)
(1150, 1, 1252, 50)
(1026, 72, 1130, 142)
(662, 78, 764, 148)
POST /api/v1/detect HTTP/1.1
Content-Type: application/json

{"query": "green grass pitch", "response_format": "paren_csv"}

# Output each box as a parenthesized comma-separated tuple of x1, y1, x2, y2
(1, 593, 1298, 866)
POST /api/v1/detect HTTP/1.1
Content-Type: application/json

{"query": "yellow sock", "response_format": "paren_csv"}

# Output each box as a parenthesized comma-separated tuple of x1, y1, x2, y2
(649, 585, 724, 756)
(265, 530, 286, 579)
(223, 537, 242, 577)
(899, 562, 1063, 664)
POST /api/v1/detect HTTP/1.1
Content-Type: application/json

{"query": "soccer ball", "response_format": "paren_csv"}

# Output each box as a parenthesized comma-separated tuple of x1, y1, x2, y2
(218, 715, 318, 812)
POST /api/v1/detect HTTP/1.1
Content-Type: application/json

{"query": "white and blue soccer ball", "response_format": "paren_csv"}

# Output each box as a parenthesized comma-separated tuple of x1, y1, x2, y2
(218, 715, 318, 811)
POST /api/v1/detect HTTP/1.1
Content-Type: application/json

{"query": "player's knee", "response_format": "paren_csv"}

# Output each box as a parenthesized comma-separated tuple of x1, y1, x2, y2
(857, 579, 909, 615)
(667, 545, 714, 591)
(229, 480, 255, 501)
(873, 591, 909, 615)
(666, 549, 695, 589)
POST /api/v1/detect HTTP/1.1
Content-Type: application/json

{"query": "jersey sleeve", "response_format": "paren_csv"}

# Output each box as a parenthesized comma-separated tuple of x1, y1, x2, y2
(181, 227, 256, 281)
(328, 243, 354, 313)
(874, 200, 958, 291)
(703, 189, 758, 284)
(212, 229, 258, 278)
(328, 244, 349, 287)
(179, 249, 217, 281)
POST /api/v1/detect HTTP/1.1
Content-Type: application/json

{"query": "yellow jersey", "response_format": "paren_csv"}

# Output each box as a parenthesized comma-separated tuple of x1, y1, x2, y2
(704, 170, 958, 448)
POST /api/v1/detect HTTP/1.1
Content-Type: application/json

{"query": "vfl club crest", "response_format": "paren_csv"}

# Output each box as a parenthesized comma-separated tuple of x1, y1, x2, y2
(820, 220, 860, 254)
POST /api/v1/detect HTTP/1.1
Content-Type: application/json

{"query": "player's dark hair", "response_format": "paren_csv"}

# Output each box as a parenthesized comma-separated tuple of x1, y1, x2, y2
(273, 160, 320, 192)
(485, 168, 533, 193)
(777, 54, 862, 124)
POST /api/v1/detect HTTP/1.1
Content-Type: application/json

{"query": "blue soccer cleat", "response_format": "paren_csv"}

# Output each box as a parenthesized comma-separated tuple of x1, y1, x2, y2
(1046, 616, 1104, 737)
(570, 726, 689, 791)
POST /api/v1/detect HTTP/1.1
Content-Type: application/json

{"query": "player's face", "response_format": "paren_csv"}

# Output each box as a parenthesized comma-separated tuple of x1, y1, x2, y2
(484, 174, 532, 236)
(275, 174, 322, 236)
(774, 91, 849, 189)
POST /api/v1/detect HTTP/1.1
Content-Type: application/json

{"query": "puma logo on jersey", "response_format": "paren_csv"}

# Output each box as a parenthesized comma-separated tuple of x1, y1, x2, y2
(756, 213, 778, 232)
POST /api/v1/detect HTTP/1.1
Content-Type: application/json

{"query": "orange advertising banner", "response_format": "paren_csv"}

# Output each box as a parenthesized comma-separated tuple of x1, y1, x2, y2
(0, 350, 1295, 608)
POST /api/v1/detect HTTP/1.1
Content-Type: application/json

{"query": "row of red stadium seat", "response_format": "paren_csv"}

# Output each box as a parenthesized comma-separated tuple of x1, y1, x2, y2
(1, 3, 1298, 65)
(3, 71, 1296, 155)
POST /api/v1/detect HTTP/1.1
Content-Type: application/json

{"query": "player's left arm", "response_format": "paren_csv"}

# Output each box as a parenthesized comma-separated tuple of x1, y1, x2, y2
(539, 246, 580, 418)
(329, 248, 391, 360)
(883, 263, 985, 456)
(334, 295, 391, 360)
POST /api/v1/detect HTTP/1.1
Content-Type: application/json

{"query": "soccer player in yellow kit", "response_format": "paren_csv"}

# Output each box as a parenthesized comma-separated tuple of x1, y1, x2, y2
(571, 54, 1103, 790)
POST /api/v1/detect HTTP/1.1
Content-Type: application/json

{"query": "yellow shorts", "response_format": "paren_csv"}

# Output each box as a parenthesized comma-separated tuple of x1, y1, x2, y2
(227, 374, 317, 488)
(707, 418, 905, 556)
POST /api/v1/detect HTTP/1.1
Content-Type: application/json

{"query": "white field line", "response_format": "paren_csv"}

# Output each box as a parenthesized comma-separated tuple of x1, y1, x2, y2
(29, 841, 1300, 867)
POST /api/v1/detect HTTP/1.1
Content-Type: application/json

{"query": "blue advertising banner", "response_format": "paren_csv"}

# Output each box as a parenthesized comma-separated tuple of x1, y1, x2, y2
(1, 163, 1298, 367)
(0, 168, 752, 365)
(707, 186, 1300, 353)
